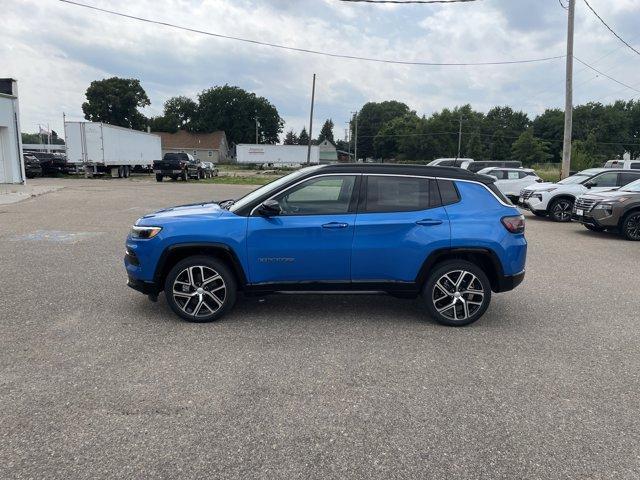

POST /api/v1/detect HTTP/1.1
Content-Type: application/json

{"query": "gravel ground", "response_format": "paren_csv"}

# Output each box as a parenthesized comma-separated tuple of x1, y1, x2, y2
(0, 177, 638, 479)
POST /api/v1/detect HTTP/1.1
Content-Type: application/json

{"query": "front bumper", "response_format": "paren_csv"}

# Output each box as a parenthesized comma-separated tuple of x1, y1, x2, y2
(127, 275, 160, 295)
(494, 270, 525, 293)
(571, 206, 619, 228)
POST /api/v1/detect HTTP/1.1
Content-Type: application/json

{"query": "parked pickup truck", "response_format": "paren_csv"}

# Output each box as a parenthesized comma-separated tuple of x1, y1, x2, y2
(153, 153, 203, 182)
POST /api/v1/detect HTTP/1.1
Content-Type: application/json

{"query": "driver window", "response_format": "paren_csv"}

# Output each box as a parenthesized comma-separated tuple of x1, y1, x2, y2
(272, 175, 356, 215)
(591, 172, 618, 187)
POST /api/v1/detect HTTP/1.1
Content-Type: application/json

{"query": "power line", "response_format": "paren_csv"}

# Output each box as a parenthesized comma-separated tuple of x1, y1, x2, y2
(339, 0, 478, 4)
(573, 57, 640, 95)
(582, 0, 640, 57)
(57, 0, 565, 67)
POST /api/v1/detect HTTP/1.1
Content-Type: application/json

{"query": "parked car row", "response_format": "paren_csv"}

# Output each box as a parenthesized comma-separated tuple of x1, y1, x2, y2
(153, 153, 218, 182)
(22, 152, 70, 178)
(519, 168, 640, 241)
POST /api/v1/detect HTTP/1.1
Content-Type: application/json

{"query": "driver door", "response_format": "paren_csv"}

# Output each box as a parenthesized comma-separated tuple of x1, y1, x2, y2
(246, 174, 359, 284)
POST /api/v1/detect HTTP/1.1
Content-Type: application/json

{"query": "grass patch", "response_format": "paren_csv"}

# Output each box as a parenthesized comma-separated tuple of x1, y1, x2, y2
(200, 175, 281, 185)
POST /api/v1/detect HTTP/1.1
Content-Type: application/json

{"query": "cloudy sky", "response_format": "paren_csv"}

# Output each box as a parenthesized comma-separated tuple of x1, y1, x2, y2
(3, 0, 640, 140)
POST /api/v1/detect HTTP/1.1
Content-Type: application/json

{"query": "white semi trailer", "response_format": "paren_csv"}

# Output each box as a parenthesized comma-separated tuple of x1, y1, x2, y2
(64, 121, 161, 177)
(236, 144, 319, 166)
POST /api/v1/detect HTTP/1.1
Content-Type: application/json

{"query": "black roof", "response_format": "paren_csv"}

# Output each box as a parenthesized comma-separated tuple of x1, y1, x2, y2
(315, 163, 495, 184)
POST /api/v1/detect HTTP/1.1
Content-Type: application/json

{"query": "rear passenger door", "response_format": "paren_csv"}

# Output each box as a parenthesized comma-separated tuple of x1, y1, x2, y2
(351, 175, 451, 283)
(619, 172, 640, 187)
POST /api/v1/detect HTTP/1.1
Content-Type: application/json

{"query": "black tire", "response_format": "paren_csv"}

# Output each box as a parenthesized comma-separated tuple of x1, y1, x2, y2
(621, 211, 640, 241)
(584, 224, 605, 232)
(164, 256, 237, 323)
(155, 173, 163, 182)
(531, 210, 546, 217)
(422, 260, 492, 327)
(181, 170, 188, 181)
(548, 198, 573, 222)
(117, 166, 124, 178)
(123, 165, 130, 178)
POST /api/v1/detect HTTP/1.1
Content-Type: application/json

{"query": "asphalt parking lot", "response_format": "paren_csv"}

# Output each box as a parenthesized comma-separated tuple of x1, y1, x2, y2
(1, 177, 639, 479)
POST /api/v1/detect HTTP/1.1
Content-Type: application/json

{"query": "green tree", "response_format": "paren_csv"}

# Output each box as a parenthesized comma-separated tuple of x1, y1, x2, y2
(355, 101, 410, 159)
(483, 106, 530, 160)
(532, 108, 564, 163)
(317, 119, 335, 144)
(164, 96, 197, 131)
(193, 85, 283, 144)
(298, 127, 310, 146)
(511, 129, 552, 166)
(373, 112, 421, 160)
(82, 77, 150, 130)
(283, 129, 298, 145)
(148, 115, 178, 133)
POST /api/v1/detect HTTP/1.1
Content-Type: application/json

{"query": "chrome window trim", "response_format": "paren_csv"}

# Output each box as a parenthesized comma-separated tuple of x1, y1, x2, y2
(249, 171, 513, 215)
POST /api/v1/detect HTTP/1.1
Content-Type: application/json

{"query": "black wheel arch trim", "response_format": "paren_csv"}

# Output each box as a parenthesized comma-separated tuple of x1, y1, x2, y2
(415, 247, 520, 293)
(153, 242, 248, 290)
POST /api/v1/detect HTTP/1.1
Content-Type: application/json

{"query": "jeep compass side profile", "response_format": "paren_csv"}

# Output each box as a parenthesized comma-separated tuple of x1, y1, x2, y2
(125, 164, 527, 326)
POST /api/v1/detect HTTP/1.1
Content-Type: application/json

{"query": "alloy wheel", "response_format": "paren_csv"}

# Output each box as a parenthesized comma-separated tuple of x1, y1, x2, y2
(432, 270, 485, 322)
(172, 265, 226, 318)
(626, 213, 640, 240)
(551, 200, 572, 221)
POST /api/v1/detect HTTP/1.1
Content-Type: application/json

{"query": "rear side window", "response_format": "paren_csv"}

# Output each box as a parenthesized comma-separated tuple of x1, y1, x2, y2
(364, 176, 430, 213)
(630, 163, 640, 170)
(437, 179, 461, 205)
(620, 172, 640, 186)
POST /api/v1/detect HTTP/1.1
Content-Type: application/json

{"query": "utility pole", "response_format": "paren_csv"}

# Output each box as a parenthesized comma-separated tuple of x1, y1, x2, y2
(561, 0, 575, 179)
(456, 115, 463, 163)
(345, 125, 351, 162)
(306, 73, 316, 165)
(351, 111, 359, 163)
(254, 111, 259, 144)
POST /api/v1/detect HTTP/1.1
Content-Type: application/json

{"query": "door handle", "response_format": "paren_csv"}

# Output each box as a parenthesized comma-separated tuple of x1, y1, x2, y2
(322, 222, 349, 229)
(416, 219, 443, 226)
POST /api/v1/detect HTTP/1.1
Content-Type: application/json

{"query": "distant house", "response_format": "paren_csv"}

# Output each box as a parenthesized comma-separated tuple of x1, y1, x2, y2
(154, 130, 229, 163)
(317, 139, 338, 164)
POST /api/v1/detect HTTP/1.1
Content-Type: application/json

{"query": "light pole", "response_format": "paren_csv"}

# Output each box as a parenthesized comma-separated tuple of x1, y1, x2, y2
(351, 111, 358, 163)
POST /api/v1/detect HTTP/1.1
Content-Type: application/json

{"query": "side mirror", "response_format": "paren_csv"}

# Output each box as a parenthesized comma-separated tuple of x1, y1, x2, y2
(257, 199, 281, 217)
(584, 180, 595, 189)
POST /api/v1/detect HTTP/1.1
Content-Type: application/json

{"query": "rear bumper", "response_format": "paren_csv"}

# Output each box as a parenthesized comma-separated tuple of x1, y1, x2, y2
(495, 270, 525, 293)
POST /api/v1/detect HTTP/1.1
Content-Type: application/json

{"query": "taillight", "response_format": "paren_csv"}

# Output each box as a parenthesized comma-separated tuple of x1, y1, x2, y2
(501, 215, 525, 234)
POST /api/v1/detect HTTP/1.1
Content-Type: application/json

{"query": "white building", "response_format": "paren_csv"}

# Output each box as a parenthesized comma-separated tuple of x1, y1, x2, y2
(0, 78, 25, 184)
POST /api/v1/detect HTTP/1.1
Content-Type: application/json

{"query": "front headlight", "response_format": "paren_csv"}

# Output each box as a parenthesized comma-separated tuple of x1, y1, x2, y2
(594, 198, 627, 209)
(130, 226, 162, 239)
(539, 187, 558, 193)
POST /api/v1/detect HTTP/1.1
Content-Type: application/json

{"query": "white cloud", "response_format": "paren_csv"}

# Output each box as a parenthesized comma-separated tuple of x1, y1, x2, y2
(2, 0, 639, 139)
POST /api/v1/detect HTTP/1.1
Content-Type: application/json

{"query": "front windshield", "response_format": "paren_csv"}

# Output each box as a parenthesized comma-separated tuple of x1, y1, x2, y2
(621, 179, 640, 192)
(558, 174, 589, 185)
(229, 165, 323, 213)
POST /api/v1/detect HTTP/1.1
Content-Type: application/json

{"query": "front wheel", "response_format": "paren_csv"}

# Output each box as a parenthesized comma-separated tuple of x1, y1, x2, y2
(621, 211, 640, 241)
(423, 260, 492, 327)
(164, 256, 237, 323)
(549, 198, 573, 222)
(155, 173, 163, 182)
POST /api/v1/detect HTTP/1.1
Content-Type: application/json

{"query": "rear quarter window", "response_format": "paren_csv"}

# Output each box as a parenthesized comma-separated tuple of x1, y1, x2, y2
(436, 179, 461, 205)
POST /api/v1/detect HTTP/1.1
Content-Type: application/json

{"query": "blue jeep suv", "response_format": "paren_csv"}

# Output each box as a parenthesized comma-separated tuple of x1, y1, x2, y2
(125, 164, 527, 326)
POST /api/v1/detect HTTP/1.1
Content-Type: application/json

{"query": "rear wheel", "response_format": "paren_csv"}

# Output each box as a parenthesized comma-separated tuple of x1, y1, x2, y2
(155, 173, 163, 182)
(423, 260, 492, 327)
(621, 211, 640, 241)
(117, 166, 124, 178)
(164, 256, 237, 322)
(549, 198, 573, 222)
(123, 165, 130, 178)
